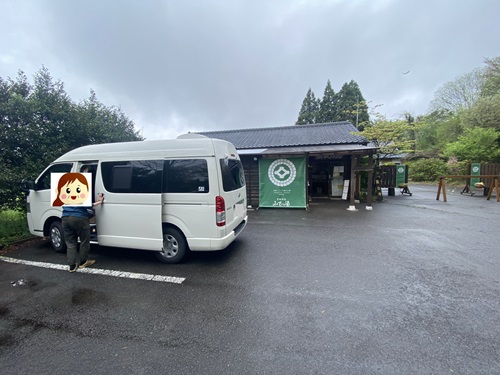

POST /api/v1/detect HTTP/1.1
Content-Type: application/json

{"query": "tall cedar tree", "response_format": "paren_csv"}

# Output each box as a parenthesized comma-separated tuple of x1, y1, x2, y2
(336, 80, 369, 129)
(296, 88, 319, 125)
(317, 80, 337, 123)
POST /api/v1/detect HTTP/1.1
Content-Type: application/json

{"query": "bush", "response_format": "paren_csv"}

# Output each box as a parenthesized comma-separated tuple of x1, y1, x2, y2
(445, 128, 500, 163)
(0, 209, 31, 247)
(447, 157, 469, 176)
(407, 158, 449, 182)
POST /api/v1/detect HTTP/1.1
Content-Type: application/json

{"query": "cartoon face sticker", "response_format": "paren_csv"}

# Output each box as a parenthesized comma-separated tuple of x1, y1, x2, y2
(51, 172, 92, 207)
(59, 178, 89, 204)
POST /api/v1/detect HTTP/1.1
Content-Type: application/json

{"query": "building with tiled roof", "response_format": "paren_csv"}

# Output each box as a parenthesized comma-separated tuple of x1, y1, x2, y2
(197, 122, 378, 210)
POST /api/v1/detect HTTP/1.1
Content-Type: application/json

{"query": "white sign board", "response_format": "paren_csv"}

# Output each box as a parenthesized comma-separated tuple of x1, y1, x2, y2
(342, 180, 350, 200)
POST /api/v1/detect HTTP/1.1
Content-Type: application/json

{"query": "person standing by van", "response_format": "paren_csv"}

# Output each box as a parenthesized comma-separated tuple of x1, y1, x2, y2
(53, 172, 104, 272)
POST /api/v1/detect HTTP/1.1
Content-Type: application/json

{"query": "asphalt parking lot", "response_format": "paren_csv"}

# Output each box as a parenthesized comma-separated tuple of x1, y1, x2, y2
(1, 184, 499, 375)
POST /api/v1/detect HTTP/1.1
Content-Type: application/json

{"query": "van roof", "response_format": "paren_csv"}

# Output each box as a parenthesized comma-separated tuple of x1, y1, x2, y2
(54, 136, 238, 162)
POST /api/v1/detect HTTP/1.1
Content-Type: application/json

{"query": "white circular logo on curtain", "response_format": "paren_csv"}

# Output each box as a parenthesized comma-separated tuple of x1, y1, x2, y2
(472, 166, 480, 173)
(398, 167, 405, 173)
(268, 159, 297, 186)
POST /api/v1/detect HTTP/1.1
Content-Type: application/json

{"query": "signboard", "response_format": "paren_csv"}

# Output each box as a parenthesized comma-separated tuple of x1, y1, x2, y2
(342, 180, 350, 200)
(470, 163, 481, 186)
(259, 157, 306, 208)
(395, 164, 406, 186)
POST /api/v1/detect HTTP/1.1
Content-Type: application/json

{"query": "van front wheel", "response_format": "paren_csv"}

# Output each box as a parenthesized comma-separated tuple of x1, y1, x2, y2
(155, 227, 187, 264)
(50, 221, 66, 253)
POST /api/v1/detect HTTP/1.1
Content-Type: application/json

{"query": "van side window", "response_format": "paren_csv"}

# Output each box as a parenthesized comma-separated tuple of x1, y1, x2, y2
(35, 163, 73, 190)
(80, 164, 98, 202)
(219, 159, 245, 192)
(101, 160, 163, 193)
(163, 159, 209, 193)
(111, 165, 133, 190)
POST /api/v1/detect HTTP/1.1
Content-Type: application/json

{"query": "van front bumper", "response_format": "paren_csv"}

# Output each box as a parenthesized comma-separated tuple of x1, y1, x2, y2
(26, 213, 42, 237)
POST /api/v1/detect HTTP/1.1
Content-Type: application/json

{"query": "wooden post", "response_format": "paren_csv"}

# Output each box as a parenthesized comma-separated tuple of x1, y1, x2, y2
(497, 177, 500, 203)
(437, 175, 499, 202)
(348, 155, 357, 210)
(487, 177, 499, 202)
(436, 177, 448, 202)
(442, 179, 447, 202)
(366, 154, 373, 210)
(436, 177, 443, 201)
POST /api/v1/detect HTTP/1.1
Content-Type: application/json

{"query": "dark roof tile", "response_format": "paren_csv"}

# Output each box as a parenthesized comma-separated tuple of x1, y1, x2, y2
(197, 122, 367, 149)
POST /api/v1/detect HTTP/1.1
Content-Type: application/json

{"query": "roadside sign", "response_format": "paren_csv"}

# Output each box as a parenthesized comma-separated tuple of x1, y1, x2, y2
(470, 163, 481, 186)
(396, 164, 406, 186)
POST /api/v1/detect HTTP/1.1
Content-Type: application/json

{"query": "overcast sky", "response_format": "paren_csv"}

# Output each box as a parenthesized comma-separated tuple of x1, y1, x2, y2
(1, 0, 499, 140)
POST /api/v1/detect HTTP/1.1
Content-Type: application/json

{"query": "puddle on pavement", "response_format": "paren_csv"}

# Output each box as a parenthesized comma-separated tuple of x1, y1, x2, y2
(0, 305, 14, 348)
(71, 287, 108, 305)
(0, 287, 110, 350)
(0, 305, 8, 317)
(0, 331, 15, 347)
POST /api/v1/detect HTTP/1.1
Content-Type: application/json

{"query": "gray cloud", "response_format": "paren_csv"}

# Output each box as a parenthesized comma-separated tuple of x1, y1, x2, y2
(1, 0, 499, 140)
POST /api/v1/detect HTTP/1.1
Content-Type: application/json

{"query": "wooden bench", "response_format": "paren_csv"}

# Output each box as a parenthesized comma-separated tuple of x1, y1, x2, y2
(437, 175, 499, 202)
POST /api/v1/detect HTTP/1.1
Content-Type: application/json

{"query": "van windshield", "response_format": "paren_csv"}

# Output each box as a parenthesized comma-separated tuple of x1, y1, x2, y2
(219, 159, 245, 192)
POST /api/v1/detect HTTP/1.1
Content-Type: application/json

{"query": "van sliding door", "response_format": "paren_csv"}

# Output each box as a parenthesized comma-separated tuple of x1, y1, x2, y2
(95, 160, 163, 251)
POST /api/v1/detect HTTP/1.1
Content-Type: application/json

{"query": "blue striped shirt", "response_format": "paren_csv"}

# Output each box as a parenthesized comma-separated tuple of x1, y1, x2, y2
(62, 206, 92, 219)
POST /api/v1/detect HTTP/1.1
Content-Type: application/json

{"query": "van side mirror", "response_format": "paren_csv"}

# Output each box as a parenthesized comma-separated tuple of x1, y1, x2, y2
(20, 179, 35, 192)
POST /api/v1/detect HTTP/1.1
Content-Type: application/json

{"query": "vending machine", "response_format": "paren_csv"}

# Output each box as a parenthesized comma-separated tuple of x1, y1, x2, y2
(330, 165, 344, 197)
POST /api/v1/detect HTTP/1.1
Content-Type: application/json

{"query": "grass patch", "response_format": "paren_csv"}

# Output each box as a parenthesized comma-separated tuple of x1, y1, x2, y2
(0, 209, 32, 248)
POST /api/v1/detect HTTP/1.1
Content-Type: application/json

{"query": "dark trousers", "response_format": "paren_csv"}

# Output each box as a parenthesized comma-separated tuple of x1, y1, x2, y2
(62, 216, 90, 266)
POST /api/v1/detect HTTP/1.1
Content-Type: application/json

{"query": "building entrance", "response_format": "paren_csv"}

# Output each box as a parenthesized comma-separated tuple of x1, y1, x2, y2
(308, 156, 350, 199)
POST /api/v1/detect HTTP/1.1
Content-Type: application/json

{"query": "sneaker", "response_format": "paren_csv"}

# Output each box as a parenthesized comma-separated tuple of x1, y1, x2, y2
(79, 259, 96, 269)
(69, 264, 79, 273)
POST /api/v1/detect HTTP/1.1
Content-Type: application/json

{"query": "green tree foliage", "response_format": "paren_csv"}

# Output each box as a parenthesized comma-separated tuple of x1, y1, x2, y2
(335, 80, 369, 129)
(316, 80, 337, 123)
(414, 110, 463, 156)
(444, 127, 500, 163)
(296, 79, 369, 127)
(296, 88, 319, 125)
(0, 67, 143, 209)
(358, 114, 415, 161)
(75, 89, 140, 144)
(462, 94, 500, 132)
(405, 158, 449, 182)
(0, 209, 30, 246)
(414, 56, 500, 167)
(481, 56, 500, 97)
(429, 68, 485, 113)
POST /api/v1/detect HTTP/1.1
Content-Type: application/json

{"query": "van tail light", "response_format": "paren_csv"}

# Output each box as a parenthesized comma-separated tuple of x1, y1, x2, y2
(216, 196, 226, 227)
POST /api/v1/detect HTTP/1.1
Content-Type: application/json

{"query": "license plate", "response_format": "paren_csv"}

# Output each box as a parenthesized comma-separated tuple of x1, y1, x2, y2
(234, 202, 244, 217)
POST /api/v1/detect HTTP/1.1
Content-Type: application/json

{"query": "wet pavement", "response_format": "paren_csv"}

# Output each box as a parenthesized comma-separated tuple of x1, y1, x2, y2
(0, 184, 499, 374)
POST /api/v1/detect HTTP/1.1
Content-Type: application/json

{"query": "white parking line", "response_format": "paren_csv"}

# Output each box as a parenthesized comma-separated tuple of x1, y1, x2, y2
(0, 256, 185, 284)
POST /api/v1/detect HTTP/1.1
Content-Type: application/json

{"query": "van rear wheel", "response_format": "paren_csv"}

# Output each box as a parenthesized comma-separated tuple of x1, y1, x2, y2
(155, 227, 187, 264)
(50, 221, 66, 253)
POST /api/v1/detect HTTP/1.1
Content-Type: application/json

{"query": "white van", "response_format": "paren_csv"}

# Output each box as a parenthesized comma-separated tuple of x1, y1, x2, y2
(25, 134, 247, 263)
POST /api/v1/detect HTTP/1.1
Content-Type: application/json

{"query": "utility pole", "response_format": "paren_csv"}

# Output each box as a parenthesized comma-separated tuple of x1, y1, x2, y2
(355, 94, 359, 129)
